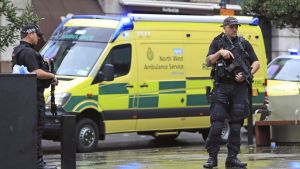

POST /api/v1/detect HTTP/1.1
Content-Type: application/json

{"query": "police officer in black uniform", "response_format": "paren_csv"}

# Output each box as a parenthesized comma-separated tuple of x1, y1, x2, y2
(12, 24, 57, 169)
(203, 17, 260, 169)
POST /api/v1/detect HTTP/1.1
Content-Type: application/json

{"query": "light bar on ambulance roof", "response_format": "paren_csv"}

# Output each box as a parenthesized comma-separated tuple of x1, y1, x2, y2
(127, 13, 259, 26)
(110, 17, 134, 42)
(288, 49, 299, 55)
(51, 14, 258, 43)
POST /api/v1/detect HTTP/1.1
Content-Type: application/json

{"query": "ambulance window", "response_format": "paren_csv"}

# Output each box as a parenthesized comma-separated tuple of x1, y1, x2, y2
(103, 44, 131, 78)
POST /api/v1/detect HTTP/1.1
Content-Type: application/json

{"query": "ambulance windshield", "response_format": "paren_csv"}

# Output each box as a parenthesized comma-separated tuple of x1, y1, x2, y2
(51, 26, 115, 42)
(40, 40, 107, 77)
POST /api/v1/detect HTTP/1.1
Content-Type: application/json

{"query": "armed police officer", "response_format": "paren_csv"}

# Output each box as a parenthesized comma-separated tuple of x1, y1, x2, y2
(203, 17, 260, 169)
(12, 24, 57, 169)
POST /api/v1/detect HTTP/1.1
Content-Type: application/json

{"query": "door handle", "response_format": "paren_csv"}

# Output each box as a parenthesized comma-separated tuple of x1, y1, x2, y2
(140, 83, 148, 88)
(125, 84, 134, 88)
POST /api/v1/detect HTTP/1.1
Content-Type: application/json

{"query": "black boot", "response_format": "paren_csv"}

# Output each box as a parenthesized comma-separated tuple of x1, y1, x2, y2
(225, 157, 247, 168)
(203, 155, 218, 169)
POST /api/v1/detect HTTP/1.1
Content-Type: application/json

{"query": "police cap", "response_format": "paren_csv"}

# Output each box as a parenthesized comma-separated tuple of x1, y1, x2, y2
(221, 16, 241, 27)
(21, 23, 43, 37)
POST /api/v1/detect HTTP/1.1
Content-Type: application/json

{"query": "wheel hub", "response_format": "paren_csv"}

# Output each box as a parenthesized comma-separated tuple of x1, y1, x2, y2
(79, 126, 95, 147)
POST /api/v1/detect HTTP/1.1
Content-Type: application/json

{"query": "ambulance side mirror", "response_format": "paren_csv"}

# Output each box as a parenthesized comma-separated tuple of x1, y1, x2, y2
(102, 64, 114, 81)
(93, 64, 115, 84)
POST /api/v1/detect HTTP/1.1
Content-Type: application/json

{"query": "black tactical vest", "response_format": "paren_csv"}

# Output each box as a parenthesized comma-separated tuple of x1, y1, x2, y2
(211, 33, 249, 83)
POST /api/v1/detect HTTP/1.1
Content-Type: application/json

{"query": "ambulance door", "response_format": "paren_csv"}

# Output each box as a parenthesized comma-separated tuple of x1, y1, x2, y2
(98, 43, 138, 133)
(184, 42, 212, 129)
(136, 42, 185, 131)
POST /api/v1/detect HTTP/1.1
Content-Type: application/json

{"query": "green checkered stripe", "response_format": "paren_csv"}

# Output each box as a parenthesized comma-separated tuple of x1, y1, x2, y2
(98, 81, 265, 108)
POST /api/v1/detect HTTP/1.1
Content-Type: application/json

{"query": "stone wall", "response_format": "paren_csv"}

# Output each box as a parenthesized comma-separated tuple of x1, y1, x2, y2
(272, 28, 300, 59)
(98, 0, 125, 15)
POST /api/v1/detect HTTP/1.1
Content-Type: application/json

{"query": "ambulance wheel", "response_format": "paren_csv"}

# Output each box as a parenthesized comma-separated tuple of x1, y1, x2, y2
(76, 118, 99, 153)
(221, 120, 230, 143)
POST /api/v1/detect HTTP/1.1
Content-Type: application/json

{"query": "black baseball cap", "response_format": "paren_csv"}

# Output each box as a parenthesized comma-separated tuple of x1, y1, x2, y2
(221, 16, 241, 27)
(21, 23, 43, 37)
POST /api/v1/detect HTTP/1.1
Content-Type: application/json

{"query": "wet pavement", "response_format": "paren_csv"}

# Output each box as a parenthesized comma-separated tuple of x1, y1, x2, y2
(43, 132, 300, 169)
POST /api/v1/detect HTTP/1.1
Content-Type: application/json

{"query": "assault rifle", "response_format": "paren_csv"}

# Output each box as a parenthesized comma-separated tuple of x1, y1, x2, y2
(224, 36, 253, 84)
(50, 59, 57, 116)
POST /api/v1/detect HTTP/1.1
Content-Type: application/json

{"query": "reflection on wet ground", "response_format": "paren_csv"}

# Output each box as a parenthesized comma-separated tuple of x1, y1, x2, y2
(45, 144, 300, 169)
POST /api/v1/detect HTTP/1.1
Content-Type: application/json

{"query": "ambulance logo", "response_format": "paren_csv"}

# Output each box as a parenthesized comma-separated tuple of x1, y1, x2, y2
(147, 48, 154, 61)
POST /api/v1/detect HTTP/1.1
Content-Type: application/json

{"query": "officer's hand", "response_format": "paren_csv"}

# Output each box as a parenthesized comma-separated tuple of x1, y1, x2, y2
(220, 49, 234, 60)
(51, 77, 58, 85)
(235, 72, 246, 82)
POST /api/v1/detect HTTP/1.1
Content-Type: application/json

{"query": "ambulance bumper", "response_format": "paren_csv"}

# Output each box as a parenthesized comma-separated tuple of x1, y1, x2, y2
(43, 110, 75, 140)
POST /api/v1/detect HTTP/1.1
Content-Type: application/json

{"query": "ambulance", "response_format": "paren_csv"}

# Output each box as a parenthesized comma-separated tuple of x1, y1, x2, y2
(41, 14, 267, 152)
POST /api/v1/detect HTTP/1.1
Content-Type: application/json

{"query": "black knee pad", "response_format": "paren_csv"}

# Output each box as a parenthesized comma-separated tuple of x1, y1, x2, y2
(231, 103, 246, 122)
(230, 123, 241, 135)
(211, 103, 228, 122)
(210, 121, 224, 136)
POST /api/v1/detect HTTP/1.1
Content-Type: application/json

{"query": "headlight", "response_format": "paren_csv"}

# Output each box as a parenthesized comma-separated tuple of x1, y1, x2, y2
(45, 92, 71, 110)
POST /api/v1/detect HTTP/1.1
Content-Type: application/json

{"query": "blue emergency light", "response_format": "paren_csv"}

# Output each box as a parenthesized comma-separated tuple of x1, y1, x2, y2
(250, 17, 259, 26)
(288, 49, 299, 55)
(110, 17, 134, 42)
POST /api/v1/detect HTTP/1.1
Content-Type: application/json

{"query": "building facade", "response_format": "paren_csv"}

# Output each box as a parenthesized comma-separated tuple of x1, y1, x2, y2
(0, 0, 299, 72)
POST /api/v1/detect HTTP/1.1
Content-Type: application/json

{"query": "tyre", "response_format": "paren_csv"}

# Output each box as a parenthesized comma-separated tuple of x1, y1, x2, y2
(76, 118, 99, 153)
(221, 119, 230, 143)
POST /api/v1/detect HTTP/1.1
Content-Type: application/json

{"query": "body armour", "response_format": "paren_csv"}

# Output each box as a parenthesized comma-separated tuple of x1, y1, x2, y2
(211, 33, 250, 83)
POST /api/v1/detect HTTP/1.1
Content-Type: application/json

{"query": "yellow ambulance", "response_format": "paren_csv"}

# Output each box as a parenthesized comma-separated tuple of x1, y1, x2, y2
(41, 14, 267, 152)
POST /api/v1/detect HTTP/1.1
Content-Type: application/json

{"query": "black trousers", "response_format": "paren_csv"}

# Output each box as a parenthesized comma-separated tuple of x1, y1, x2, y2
(205, 82, 249, 157)
(37, 89, 45, 163)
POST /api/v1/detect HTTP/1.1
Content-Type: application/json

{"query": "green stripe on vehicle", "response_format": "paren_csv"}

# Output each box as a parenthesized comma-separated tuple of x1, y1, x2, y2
(129, 96, 138, 108)
(75, 101, 98, 112)
(63, 96, 97, 112)
(187, 94, 209, 106)
(138, 95, 159, 108)
(253, 93, 264, 104)
(160, 90, 185, 94)
(159, 81, 186, 90)
(99, 83, 128, 95)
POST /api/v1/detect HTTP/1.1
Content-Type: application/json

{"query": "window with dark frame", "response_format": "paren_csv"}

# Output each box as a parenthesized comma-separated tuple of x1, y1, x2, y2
(102, 44, 132, 78)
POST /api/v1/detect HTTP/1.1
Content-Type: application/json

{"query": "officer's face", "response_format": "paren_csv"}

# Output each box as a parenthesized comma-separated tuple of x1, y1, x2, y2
(224, 24, 238, 39)
(28, 32, 40, 45)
